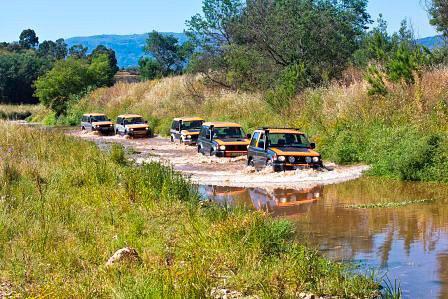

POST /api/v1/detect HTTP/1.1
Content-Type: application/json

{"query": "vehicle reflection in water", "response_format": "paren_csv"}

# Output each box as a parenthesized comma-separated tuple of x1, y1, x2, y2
(198, 178, 448, 299)
(199, 185, 322, 217)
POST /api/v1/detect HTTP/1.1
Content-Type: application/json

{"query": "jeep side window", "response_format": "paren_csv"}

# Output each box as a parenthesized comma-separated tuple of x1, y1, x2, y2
(250, 132, 260, 147)
(206, 129, 211, 139)
(257, 134, 265, 149)
(116, 117, 121, 124)
(200, 126, 207, 137)
(171, 121, 178, 130)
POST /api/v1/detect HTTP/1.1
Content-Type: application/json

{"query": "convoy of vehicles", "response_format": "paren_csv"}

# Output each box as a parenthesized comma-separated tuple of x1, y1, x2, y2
(81, 113, 114, 135)
(197, 122, 250, 157)
(170, 117, 204, 145)
(81, 114, 322, 170)
(114, 114, 152, 138)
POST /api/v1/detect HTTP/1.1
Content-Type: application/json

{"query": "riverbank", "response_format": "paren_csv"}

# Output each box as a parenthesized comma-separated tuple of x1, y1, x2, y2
(0, 122, 379, 297)
(41, 69, 448, 183)
(73, 130, 369, 189)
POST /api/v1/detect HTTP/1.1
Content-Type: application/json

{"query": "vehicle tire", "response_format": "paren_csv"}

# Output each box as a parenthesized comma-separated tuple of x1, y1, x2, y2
(248, 158, 255, 167)
(81, 126, 85, 131)
(170, 135, 174, 142)
(198, 144, 204, 155)
(210, 148, 216, 157)
(266, 159, 277, 172)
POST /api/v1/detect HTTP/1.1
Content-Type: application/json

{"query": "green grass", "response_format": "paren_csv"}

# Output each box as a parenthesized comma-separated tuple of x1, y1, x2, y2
(0, 104, 46, 120)
(43, 69, 448, 183)
(345, 199, 434, 209)
(0, 122, 379, 298)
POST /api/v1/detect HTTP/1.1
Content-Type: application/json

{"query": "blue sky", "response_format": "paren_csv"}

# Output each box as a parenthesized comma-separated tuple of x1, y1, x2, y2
(0, 0, 438, 42)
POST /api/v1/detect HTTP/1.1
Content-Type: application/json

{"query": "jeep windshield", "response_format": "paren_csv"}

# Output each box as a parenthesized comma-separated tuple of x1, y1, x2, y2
(182, 121, 203, 130)
(124, 117, 145, 125)
(91, 115, 108, 122)
(213, 127, 245, 139)
(268, 133, 310, 148)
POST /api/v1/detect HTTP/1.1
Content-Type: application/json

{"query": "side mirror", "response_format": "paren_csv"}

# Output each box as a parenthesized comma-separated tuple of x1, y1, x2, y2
(145, 120, 148, 124)
(108, 118, 111, 121)
(258, 140, 265, 149)
(310, 143, 316, 149)
(246, 133, 251, 139)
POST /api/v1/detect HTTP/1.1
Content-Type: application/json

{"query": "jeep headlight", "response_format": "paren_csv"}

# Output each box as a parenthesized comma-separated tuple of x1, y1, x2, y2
(305, 157, 312, 163)
(288, 156, 296, 163)
(130, 128, 134, 132)
(277, 156, 286, 162)
(186, 135, 192, 139)
(219, 145, 226, 151)
(312, 157, 320, 163)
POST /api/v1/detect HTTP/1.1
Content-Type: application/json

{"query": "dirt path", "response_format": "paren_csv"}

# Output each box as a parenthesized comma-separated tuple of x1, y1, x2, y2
(73, 131, 369, 188)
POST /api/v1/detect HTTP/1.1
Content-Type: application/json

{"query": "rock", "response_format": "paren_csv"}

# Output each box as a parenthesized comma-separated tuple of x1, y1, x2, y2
(210, 287, 259, 299)
(106, 247, 141, 266)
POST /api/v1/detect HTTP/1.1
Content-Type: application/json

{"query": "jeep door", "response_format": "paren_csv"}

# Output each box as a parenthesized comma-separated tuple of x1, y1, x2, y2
(248, 132, 260, 167)
(253, 133, 268, 168)
(86, 116, 94, 131)
(170, 121, 181, 141)
(115, 117, 125, 135)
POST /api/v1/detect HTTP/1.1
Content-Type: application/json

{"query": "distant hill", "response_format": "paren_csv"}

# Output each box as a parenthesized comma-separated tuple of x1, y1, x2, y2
(66, 33, 444, 68)
(66, 33, 187, 68)
(417, 35, 445, 49)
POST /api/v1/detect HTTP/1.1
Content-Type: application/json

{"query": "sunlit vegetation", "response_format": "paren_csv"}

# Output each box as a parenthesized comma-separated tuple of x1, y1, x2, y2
(0, 123, 379, 297)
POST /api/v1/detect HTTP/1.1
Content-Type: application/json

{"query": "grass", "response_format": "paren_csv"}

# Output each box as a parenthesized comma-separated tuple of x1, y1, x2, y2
(48, 67, 448, 183)
(0, 122, 380, 298)
(0, 104, 46, 120)
(345, 199, 434, 209)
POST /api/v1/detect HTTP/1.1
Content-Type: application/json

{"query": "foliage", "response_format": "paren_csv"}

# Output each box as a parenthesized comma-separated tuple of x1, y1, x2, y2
(88, 45, 119, 85)
(19, 29, 39, 49)
(140, 31, 193, 80)
(428, 0, 448, 38)
(37, 39, 68, 60)
(34, 55, 115, 116)
(68, 44, 88, 59)
(0, 51, 52, 104)
(0, 123, 379, 297)
(186, 0, 371, 94)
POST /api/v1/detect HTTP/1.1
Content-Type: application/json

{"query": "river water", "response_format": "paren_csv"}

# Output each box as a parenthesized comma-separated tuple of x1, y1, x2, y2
(199, 177, 448, 299)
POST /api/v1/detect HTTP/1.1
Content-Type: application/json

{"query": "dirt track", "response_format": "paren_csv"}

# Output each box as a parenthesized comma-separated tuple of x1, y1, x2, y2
(73, 131, 369, 188)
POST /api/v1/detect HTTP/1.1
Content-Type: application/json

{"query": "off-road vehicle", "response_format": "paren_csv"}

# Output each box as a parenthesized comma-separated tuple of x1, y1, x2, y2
(198, 122, 250, 157)
(115, 114, 152, 138)
(247, 128, 322, 171)
(170, 117, 204, 145)
(81, 113, 114, 134)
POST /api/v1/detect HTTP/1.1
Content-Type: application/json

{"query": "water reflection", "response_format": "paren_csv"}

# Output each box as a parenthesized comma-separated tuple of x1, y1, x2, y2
(199, 178, 448, 299)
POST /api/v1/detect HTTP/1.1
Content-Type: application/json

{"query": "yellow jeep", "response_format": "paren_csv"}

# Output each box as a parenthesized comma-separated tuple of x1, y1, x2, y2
(247, 128, 322, 171)
(81, 113, 114, 135)
(170, 117, 204, 145)
(197, 122, 250, 157)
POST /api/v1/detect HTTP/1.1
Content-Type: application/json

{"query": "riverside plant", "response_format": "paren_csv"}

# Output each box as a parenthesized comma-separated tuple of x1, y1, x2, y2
(0, 122, 380, 298)
(48, 68, 448, 183)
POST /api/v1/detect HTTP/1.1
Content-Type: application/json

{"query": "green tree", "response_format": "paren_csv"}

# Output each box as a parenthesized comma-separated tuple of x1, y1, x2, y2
(428, 0, 448, 38)
(19, 29, 39, 49)
(138, 57, 163, 80)
(142, 31, 193, 78)
(0, 52, 52, 103)
(186, 0, 371, 91)
(68, 44, 88, 59)
(34, 55, 115, 116)
(37, 39, 67, 60)
(88, 45, 118, 85)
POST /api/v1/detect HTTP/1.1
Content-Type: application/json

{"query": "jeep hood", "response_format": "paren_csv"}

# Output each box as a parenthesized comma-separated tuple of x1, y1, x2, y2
(214, 138, 250, 146)
(181, 130, 200, 135)
(92, 121, 113, 126)
(270, 147, 320, 157)
(126, 124, 149, 129)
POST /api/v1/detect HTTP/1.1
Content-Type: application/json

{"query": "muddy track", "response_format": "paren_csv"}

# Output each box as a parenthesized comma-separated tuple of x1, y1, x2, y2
(72, 131, 369, 188)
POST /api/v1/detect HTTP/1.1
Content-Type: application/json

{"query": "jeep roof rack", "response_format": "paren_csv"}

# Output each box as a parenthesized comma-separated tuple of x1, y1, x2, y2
(258, 127, 302, 131)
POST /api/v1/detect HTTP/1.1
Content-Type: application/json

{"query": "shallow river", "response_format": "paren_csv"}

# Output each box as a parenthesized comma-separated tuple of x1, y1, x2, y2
(199, 178, 448, 299)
